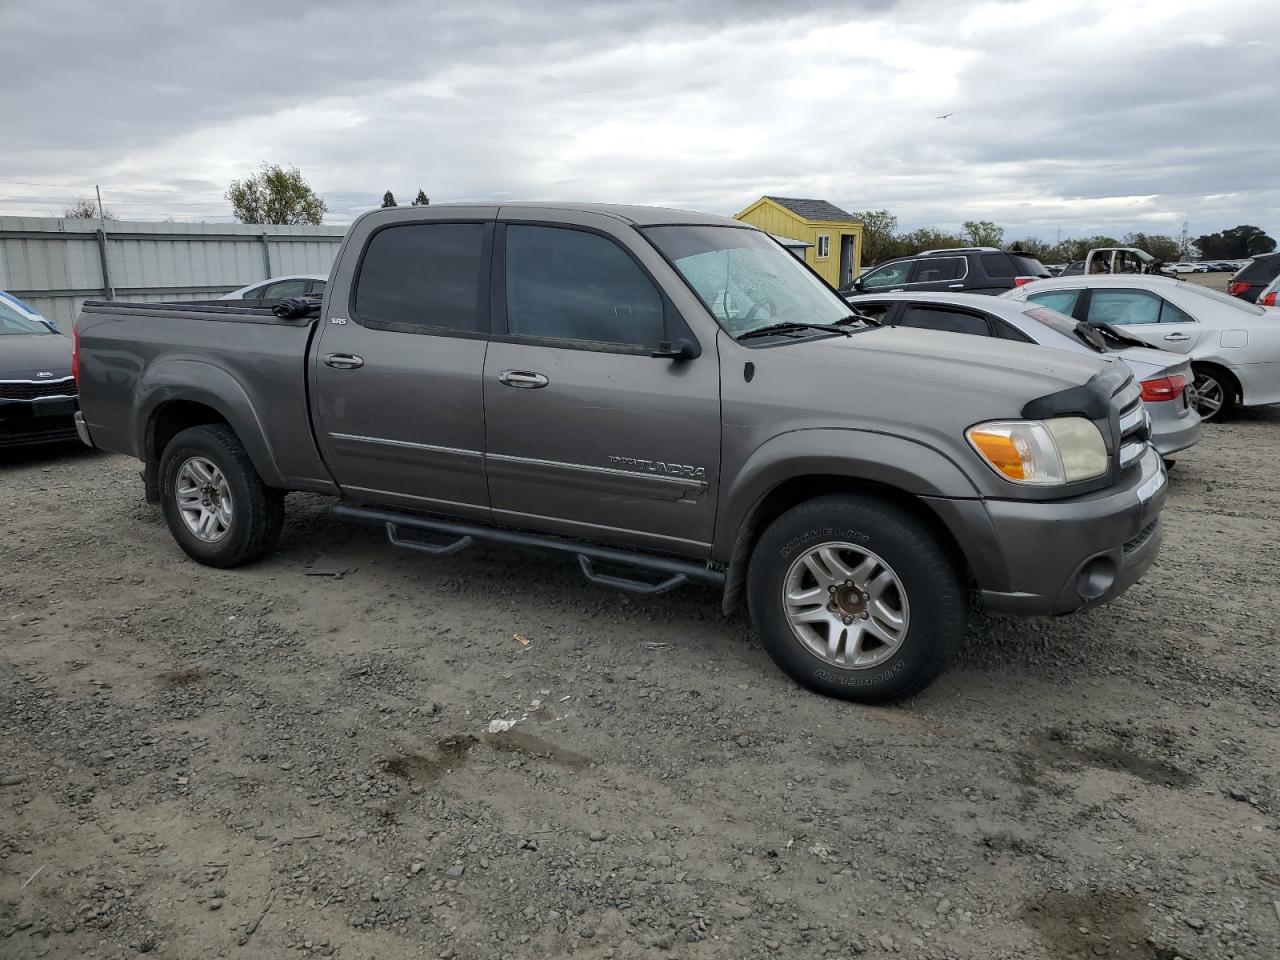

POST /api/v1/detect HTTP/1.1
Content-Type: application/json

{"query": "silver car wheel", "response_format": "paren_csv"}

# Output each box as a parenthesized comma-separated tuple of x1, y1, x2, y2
(175, 456, 233, 542)
(782, 543, 910, 670)
(1189, 373, 1224, 419)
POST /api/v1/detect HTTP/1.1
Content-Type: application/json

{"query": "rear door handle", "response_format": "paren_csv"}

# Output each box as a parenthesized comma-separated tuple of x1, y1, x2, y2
(1163, 333, 1191, 342)
(497, 370, 549, 389)
(948, 283, 965, 288)
(323, 353, 364, 369)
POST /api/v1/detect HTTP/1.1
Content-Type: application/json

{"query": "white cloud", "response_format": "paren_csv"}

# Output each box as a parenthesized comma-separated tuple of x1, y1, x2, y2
(0, 0, 1276, 242)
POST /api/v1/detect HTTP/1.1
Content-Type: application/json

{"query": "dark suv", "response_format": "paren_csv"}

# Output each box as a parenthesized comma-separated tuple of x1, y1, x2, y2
(1227, 253, 1280, 303)
(843, 247, 1051, 296)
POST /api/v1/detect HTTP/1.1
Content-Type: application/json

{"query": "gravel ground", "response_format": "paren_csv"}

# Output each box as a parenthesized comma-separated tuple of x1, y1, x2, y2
(2, 414, 1278, 960)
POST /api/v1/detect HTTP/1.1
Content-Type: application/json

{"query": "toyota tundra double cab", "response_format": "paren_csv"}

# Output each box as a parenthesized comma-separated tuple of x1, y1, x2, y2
(73, 203, 1167, 702)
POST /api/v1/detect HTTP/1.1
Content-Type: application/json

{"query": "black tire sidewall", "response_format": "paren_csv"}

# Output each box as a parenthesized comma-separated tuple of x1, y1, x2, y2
(748, 498, 965, 702)
(159, 427, 262, 567)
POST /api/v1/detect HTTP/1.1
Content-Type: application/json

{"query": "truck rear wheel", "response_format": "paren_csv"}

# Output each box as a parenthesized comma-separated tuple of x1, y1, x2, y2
(159, 424, 284, 568)
(747, 495, 966, 703)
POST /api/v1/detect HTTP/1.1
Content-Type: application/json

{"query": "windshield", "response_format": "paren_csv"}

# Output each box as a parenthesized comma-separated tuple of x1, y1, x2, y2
(1177, 282, 1265, 316)
(644, 225, 857, 337)
(0, 297, 54, 335)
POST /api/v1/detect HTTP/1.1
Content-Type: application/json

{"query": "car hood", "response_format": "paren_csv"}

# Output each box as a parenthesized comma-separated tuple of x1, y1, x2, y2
(783, 326, 1114, 405)
(1, 333, 73, 380)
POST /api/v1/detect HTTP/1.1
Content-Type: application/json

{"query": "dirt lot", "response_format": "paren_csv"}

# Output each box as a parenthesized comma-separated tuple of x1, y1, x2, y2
(2, 414, 1278, 960)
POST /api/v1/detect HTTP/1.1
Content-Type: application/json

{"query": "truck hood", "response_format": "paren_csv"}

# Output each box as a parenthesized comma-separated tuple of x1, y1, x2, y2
(1, 333, 74, 381)
(785, 326, 1115, 403)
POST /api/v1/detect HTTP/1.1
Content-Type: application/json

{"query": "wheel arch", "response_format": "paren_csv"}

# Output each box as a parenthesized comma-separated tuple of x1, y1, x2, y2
(136, 361, 286, 497)
(711, 432, 977, 611)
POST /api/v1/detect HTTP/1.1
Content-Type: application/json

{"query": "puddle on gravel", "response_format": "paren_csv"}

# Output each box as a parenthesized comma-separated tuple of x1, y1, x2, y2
(379, 734, 478, 781)
(155, 667, 206, 689)
(1029, 729, 1196, 788)
(379, 731, 588, 781)
(1022, 889, 1193, 960)
(484, 729, 589, 771)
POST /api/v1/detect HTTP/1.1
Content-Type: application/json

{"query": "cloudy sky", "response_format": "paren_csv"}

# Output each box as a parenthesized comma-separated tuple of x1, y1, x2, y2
(1, 0, 1276, 243)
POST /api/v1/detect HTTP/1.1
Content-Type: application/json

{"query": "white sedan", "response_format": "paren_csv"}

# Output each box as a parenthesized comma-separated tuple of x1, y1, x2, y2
(1004, 275, 1280, 420)
(219, 274, 327, 301)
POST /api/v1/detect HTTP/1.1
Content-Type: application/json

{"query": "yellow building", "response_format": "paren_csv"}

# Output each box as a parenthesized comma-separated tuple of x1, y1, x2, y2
(734, 196, 863, 289)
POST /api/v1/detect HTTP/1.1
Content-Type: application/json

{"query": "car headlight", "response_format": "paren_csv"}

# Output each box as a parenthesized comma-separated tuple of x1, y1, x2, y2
(966, 417, 1108, 485)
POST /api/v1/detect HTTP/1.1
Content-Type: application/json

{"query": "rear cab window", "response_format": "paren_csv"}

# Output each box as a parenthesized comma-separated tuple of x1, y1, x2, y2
(353, 222, 488, 333)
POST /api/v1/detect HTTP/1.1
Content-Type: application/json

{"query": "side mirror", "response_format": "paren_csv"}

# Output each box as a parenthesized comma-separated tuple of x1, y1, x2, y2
(853, 277, 865, 292)
(651, 338, 699, 361)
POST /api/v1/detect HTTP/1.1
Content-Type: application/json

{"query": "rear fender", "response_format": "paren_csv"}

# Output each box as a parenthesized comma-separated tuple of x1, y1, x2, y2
(135, 359, 285, 487)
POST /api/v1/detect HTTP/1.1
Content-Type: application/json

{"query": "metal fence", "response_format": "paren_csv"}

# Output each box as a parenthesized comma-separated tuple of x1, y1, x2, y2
(0, 217, 347, 330)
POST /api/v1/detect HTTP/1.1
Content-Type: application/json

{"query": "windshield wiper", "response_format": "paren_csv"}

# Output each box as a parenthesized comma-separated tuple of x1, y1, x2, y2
(737, 321, 854, 341)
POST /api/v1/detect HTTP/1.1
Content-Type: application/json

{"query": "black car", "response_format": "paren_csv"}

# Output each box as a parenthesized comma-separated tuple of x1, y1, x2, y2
(1227, 253, 1280, 303)
(842, 247, 1051, 296)
(0, 295, 79, 448)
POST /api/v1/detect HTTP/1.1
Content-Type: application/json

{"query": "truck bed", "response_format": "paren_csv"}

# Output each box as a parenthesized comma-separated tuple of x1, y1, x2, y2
(75, 299, 336, 494)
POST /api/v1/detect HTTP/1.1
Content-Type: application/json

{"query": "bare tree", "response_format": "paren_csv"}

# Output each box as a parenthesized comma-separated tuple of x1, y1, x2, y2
(64, 197, 116, 221)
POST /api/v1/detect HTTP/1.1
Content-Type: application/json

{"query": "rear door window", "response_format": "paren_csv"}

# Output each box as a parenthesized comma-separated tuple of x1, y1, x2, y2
(354, 222, 487, 333)
(897, 305, 991, 336)
(909, 258, 965, 283)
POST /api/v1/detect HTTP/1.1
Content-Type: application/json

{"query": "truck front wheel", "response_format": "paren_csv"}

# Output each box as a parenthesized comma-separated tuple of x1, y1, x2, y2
(747, 495, 966, 703)
(159, 424, 284, 568)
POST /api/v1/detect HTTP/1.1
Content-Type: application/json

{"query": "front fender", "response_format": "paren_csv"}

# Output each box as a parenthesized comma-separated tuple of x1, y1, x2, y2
(713, 428, 981, 561)
(135, 358, 286, 487)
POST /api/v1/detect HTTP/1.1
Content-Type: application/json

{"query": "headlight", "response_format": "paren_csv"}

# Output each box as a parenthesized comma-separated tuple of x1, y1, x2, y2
(966, 417, 1108, 485)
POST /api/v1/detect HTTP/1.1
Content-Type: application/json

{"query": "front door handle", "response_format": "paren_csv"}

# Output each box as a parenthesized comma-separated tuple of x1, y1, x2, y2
(1163, 333, 1191, 342)
(324, 353, 364, 369)
(497, 370, 549, 389)
(948, 282, 965, 288)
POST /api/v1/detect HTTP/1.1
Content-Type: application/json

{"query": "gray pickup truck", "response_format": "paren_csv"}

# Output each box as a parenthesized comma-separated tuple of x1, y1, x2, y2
(74, 203, 1168, 702)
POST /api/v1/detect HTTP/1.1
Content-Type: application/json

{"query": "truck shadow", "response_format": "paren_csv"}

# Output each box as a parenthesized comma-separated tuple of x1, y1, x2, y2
(0, 440, 97, 472)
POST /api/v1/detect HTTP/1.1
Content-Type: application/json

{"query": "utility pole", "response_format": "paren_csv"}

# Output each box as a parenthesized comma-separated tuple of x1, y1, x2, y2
(95, 185, 105, 225)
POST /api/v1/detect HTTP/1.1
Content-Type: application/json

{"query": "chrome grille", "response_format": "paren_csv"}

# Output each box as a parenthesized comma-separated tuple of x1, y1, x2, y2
(0, 377, 77, 401)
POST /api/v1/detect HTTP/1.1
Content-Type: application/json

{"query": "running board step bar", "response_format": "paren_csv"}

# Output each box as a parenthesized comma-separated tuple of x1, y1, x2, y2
(331, 504, 724, 596)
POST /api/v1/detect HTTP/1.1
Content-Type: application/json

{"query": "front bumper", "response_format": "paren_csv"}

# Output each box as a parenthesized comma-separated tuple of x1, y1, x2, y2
(928, 447, 1167, 617)
(0, 397, 80, 448)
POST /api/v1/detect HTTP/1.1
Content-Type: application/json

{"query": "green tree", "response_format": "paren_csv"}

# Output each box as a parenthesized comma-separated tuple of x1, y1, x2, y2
(892, 227, 967, 257)
(1052, 236, 1120, 263)
(412, 188, 430, 206)
(381, 190, 397, 208)
(226, 164, 326, 225)
(1195, 225, 1276, 259)
(962, 220, 1004, 247)
(1122, 232, 1180, 262)
(1008, 237, 1053, 261)
(850, 209, 898, 267)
